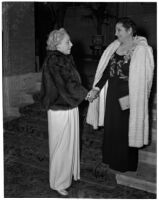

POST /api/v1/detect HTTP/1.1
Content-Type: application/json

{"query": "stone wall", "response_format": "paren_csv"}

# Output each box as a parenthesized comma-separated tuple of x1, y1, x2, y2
(3, 2, 35, 76)
(3, 2, 36, 118)
(3, 73, 41, 118)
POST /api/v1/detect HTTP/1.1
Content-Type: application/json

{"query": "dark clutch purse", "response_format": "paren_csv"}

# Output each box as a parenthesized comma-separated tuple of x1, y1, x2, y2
(118, 95, 129, 110)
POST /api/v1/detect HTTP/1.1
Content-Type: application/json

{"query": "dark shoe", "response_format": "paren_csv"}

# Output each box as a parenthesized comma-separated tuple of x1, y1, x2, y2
(94, 162, 108, 178)
(93, 162, 117, 189)
(104, 170, 117, 189)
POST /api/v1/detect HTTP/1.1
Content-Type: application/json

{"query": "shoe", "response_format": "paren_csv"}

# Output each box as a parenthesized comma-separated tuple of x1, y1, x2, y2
(94, 162, 108, 178)
(104, 170, 117, 189)
(57, 189, 68, 196)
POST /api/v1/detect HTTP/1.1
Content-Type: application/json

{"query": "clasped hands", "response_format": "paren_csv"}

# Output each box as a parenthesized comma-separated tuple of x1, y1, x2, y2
(85, 88, 100, 102)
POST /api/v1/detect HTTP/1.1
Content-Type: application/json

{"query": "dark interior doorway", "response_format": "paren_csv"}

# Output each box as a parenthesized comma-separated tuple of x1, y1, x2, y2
(34, 2, 55, 70)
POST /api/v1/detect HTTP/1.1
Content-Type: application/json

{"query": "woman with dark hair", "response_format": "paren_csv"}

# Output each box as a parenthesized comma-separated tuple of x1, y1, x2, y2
(86, 17, 154, 184)
(40, 28, 88, 196)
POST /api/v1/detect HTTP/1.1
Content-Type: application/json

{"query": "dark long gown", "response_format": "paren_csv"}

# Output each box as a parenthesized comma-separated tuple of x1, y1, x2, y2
(95, 52, 138, 172)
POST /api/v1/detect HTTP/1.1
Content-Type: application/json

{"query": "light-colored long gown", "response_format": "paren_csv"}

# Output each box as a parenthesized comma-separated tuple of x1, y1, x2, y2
(47, 107, 80, 190)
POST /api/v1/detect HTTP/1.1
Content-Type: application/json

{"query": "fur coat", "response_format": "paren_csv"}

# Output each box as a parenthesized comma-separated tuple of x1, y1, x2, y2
(86, 36, 154, 148)
(40, 50, 87, 110)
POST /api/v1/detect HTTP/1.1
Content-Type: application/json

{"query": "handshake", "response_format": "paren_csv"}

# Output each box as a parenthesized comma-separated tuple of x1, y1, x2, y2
(85, 87, 100, 102)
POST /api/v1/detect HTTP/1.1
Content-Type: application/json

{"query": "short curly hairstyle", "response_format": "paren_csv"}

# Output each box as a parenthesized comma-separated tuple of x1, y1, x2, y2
(116, 17, 137, 36)
(46, 28, 68, 51)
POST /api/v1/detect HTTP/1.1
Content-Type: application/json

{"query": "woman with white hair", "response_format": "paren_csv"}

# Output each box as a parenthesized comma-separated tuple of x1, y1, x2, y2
(40, 28, 88, 196)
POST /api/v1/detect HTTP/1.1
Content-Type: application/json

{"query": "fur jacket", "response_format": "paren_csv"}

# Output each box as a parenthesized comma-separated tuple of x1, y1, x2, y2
(86, 36, 154, 148)
(40, 50, 88, 110)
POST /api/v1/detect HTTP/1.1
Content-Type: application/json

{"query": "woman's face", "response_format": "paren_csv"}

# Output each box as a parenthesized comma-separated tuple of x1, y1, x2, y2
(115, 23, 132, 43)
(57, 33, 73, 55)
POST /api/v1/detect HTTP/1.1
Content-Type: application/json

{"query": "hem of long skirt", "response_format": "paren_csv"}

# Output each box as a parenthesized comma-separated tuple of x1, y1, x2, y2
(105, 164, 138, 173)
(50, 183, 71, 191)
(50, 176, 80, 191)
(50, 179, 75, 191)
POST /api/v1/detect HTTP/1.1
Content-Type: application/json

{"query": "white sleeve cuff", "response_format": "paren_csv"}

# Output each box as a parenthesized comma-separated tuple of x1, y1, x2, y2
(93, 86, 100, 91)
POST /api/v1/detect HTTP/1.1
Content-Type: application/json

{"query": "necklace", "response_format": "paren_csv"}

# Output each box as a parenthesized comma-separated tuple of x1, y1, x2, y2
(117, 38, 136, 55)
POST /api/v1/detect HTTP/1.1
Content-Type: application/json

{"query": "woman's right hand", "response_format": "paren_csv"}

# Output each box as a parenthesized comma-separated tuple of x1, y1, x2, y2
(86, 88, 100, 102)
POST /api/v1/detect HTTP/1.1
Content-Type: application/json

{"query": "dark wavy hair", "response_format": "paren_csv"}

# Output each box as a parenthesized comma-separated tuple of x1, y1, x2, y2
(116, 17, 137, 36)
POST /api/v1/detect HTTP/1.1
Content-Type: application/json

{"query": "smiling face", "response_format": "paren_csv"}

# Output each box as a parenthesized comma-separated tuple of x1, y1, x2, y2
(56, 33, 73, 55)
(115, 23, 133, 43)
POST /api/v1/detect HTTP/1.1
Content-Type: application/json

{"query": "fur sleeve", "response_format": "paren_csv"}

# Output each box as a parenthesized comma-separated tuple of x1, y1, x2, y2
(48, 54, 88, 107)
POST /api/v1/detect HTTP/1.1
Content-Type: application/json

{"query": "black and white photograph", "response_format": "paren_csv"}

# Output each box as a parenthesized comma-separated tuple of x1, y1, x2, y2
(2, 1, 157, 198)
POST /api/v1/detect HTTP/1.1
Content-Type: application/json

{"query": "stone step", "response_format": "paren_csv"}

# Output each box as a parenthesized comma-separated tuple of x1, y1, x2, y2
(3, 116, 19, 123)
(141, 141, 156, 153)
(151, 128, 157, 141)
(4, 107, 21, 118)
(151, 120, 157, 130)
(151, 108, 157, 120)
(11, 94, 35, 107)
(116, 162, 156, 194)
(139, 150, 156, 166)
(35, 81, 41, 91)
(153, 93, 157, 104)
(152, 102, 156, 110)
(25, 80, 41, 93)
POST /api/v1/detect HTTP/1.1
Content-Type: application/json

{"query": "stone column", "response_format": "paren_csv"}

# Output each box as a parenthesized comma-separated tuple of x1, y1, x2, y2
(3, 2, 35, 76)
(3, 2, 38, 118)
